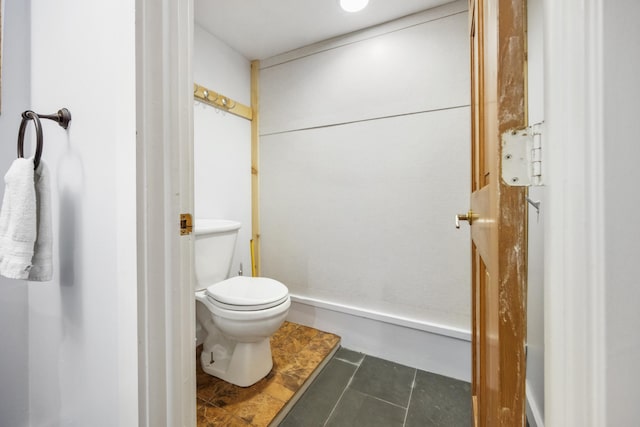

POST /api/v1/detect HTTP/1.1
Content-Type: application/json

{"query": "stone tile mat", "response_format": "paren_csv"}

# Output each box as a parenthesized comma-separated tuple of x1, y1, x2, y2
(196, 321, 340, 427)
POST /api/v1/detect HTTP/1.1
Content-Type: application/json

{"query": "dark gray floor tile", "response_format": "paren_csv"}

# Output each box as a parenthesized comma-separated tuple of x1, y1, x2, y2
(405, 370, 471, 427)
(280, 359, 357, 427)
(334, 347, 365, 365)
(349, 355, 416, 408)
(325, 388, 406, 427)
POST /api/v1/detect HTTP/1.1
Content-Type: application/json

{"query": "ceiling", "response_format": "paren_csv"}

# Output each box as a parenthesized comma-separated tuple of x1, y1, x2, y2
(194, 0, 456, 60)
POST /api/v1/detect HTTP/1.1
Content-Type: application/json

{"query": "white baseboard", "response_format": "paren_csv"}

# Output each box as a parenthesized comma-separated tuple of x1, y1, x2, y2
(286, 294, 471, 382)
(526, 380, 545, 427)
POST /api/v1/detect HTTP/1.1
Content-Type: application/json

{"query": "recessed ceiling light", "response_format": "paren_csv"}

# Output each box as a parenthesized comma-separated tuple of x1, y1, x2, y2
(340, 0, 369, 13)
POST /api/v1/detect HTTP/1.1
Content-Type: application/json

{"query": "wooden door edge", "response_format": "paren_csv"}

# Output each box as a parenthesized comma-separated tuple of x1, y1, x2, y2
(472, 394, 479, 427)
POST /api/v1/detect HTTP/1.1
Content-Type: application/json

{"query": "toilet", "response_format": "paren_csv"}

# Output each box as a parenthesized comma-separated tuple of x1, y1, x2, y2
(194, 219, 290, 387)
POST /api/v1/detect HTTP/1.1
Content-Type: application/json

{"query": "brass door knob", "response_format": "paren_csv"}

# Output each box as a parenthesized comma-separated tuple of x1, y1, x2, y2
(455, 211, 476, 228)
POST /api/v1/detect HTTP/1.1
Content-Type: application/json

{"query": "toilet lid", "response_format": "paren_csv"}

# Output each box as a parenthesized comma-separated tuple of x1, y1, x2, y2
(205, 276, 289, 311)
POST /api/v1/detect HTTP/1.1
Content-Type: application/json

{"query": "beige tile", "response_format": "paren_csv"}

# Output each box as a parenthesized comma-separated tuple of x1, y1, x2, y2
(271, 321, 298, 342)
(201, 377, 256, 411)
(261, 377, 295, 402)
(234, 392, 285, 427)
(274, 370, 306, 393)
(290, 323, 320, 343)
(197, 399, 241, 426)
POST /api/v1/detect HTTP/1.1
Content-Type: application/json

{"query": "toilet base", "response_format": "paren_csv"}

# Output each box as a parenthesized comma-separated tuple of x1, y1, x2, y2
(200, 337, 273, 387)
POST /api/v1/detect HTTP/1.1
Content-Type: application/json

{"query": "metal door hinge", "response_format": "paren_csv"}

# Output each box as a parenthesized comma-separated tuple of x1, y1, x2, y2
(501, 122, 544, 186)
(180, 213, 193, 235)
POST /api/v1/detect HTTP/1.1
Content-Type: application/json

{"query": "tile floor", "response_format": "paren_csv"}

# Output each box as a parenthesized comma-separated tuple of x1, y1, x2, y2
(280, 347, 472, 427)
(196, 321, 474, 427)
(196, 321, 341, 427)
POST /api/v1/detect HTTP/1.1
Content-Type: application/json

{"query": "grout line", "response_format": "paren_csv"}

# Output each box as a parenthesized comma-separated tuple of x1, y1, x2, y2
(322, 356, 365, 426)
(358, 392, 411, 411)
(332, 356, 364, 367)
(333, 359, 361, 367)
(403, 369, 418, 427)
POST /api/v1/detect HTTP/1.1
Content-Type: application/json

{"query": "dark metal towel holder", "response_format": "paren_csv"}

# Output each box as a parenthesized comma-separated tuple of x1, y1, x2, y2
(17, 108, 72, 169)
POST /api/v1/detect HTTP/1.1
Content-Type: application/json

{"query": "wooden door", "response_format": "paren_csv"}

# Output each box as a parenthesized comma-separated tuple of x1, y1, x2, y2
(465, 0, 528, 425)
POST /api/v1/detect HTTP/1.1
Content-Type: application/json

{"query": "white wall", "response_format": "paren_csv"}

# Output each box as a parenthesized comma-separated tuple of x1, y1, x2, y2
(602, 1, 640, 425)
(260, 1, 470, 333)
(0, 0, 31, 425)
(193, 25, 252, 278)
(526, 0, 545, 424)
(27, 1, 138, 426)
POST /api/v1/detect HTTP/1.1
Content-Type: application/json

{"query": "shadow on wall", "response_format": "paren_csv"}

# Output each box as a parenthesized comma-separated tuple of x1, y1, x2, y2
(57, 139, 85, 334)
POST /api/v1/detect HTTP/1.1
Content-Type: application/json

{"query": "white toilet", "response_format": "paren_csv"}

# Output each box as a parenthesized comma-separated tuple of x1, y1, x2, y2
(194, 219, 290, 387)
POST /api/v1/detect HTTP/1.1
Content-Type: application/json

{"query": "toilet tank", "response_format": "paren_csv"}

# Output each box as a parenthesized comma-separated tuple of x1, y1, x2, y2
(194, 219, 241, 291)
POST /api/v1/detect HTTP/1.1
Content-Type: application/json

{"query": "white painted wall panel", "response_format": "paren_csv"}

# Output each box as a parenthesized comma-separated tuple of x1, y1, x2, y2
(194, 25, 251, 105)
(260, 11, 469, 135)
(260, 8, 470, 334)
(28, 1, 137, 425)
(0, 2, 31, 425)
(603, 1, 640, 425)
(261, 107, 470, 329)
(194, 26, 252, 279)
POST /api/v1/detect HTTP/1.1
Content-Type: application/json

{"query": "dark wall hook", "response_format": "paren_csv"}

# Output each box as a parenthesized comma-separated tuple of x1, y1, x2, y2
(22, 108, 72, 129)
(17, 108, 72, 169)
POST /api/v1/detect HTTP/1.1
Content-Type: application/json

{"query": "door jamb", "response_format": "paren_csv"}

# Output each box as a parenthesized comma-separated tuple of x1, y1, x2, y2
(136, 0, 195, 426)
(544, 0, 606, 425)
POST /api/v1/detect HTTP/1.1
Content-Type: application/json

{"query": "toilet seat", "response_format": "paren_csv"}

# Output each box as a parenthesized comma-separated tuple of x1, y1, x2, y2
(205, 276, 289, 311)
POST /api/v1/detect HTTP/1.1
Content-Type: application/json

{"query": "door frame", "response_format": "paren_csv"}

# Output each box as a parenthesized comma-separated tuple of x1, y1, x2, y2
(543, 0, 606, 425)
(134, 0, 610, 425)
(136, 0, 195, 426)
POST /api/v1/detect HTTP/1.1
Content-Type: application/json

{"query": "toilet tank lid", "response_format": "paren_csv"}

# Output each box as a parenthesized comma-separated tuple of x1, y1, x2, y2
(206, 276, 288, 307)
(194, 219, 241, 235)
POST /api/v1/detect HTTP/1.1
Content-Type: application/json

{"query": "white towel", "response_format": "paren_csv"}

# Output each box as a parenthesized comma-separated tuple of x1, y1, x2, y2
(0, 158, 52, 281)
(29, 160, 52, 281)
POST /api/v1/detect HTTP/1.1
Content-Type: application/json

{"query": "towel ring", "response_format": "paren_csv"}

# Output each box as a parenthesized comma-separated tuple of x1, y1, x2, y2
(17, 111, 44, 169)
(16, 108, 71, 169)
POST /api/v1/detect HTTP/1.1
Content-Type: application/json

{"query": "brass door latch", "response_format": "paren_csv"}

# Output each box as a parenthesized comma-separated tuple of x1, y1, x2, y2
(180, 213, 193, 235)
(455, 211, 477, 229)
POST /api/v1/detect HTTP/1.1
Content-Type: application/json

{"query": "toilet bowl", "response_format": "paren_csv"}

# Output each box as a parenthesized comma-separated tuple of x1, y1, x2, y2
(194, 219, 290, 387)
